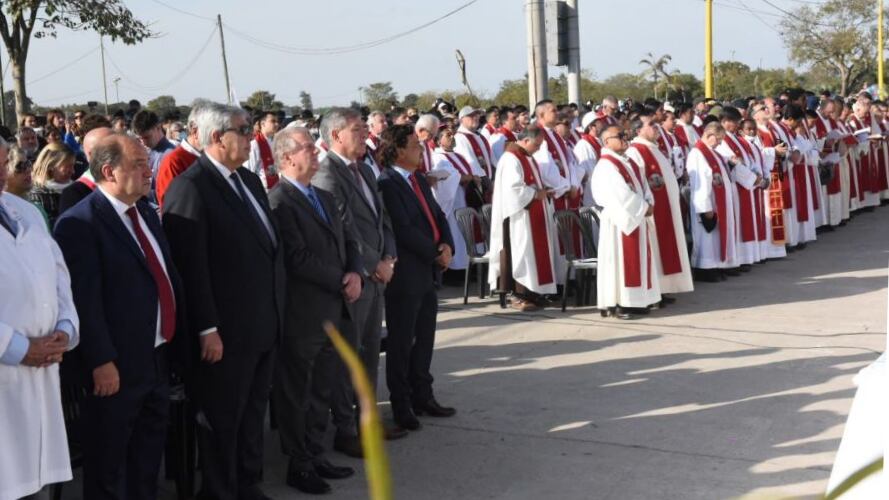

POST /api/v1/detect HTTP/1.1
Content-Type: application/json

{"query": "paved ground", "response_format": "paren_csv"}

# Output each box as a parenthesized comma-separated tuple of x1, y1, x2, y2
(66, 207, 888, 499)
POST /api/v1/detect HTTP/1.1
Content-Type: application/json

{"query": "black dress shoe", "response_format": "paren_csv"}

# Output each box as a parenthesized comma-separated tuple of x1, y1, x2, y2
(392, 406, 422, 430)
(384, 425, 409, 440)
(661, 295, 676, 305)
(413, 398, 457, 417)
(333, 434, 363, 458)
(286, 469, 331, 495)
(724, 268, 741, 277)
(314, 459, 354, 480)
(615, 307, 639, 320)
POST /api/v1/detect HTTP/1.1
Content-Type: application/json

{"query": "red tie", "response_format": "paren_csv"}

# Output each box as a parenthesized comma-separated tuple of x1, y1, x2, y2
(409, 173, 441, 244)
(125, 207, 176, 342)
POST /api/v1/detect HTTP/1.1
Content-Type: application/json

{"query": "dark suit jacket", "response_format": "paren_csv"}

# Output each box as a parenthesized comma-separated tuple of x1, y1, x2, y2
(162, 153, 285, 356)
(268, 179, 363, 336)
(54, 191, 188, 387)
(314, 152, 396, 293)
(58, 180, 94, 216)
(377, 168, 454, 296)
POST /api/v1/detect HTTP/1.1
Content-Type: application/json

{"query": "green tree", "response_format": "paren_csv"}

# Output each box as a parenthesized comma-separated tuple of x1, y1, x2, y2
(780, 0, 886, 95)
(243, 90, 284, 111)
(638, 52, 672, 100)
(657, 71, 703, 102)
(146, 95, 176, 113)
(713, 61, 752, 99)
(360, 82, 398, 112)
(0, 1, 151, 125)
(299, 91, 313, 112)
(401, 93, 419, 109)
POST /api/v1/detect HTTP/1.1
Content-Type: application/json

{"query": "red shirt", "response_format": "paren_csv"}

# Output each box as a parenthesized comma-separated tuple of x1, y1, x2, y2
(156, 144, 200, 207)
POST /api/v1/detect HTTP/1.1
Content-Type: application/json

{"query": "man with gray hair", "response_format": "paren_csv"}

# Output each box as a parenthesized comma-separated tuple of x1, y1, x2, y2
(156, 100, 209, 206)
(268, 126, 362, 494)
(364, 110, 387, 177)
(415, 113, 439, 174)
(163, 101, 285, 500)
(313, 107, 404, 454)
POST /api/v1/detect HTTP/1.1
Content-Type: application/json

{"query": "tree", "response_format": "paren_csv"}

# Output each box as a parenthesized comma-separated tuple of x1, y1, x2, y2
(299, 91, 313, 112)
(243, 90, 284, 111)
(657, 71, 703, 103)
(146, 95, 176, 113)
(713, 61, 752, 99)
(0, 1, 151, 126)
(638, 52, 672, 100)
(359, 82, 397, 111)
(401, 93, 419, 109)
(781, 0, 885, 95)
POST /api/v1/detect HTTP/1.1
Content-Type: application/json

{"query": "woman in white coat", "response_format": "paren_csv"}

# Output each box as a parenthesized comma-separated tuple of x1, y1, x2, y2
(0, 152, 79, 500)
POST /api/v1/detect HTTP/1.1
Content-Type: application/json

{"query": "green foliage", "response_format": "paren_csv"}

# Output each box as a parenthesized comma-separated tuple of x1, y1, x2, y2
(146, 95, 176, 113)
(242, 90, 284, 112)
(299, 91, 313, 112)
(360, 82, 398, 112)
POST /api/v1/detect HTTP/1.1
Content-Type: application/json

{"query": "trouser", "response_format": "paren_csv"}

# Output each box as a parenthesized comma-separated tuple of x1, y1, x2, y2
(385, 287, 438, 407)
(196, 348, 274, 500)
(82, 346, 170, 500)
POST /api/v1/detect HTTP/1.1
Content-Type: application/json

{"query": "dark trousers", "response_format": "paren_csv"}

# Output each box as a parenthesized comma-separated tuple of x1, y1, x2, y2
(324, 286, 384, 438)
(82, 347, 170, 500)
(385, 287, 438, 407)
(195, 348, 274, 500)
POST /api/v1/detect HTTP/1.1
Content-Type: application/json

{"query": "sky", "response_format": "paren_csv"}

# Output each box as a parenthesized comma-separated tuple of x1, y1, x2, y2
(10, 0, 802, 108)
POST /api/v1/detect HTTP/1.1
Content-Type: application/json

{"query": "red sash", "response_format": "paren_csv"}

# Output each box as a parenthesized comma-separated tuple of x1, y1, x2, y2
(581, 134, 602, 158)
(254, 133, 279, 188)
(542, 128, 571, 178)
(497, 127, 517, 143)
(756, 127, 787, 243)
(674, 125, 690, 151)
(458, 131, 493, 177)
(656, 127, 674, 158)
(484, 123, 497, 136)
(510, 150, 554, 286)
(444, 151, 472, 176)
(419, 141, 434, 173)
(630, 144, 682, 275)
(78, 175, 96, 190)
(695, 142, 729, 262)
(600, 154, 652, 289)
(744, 137, 768, 241)
(723, 134, 756, 242)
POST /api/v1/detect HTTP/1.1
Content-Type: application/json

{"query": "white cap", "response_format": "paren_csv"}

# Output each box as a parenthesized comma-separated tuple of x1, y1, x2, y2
(580, 111, 598, 131)
(458, 106, 480, 119)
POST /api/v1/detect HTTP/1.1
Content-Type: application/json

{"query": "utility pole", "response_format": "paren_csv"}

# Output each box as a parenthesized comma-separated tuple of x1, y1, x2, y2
(704, 0, 714, 98)
(879, 0, 885, 99)
(217, 14, 232, 105)
(0, 45, 6, 127)
(525, 0, 548, 109)
(100, 35, 109, 115)
(564, 0, 580, 105)
(113, 77, 121, 104)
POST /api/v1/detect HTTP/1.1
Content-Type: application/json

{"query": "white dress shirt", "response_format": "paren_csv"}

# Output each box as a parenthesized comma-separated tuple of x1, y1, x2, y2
(206, 153, 276, 243)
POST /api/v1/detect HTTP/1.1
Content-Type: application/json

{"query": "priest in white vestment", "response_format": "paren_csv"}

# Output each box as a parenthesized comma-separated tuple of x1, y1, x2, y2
(573, 112, 604, 207)
(1, 176, 80, 500)
(626, 115, 694, 297)
(742, 117, 787, 261)
(590, 125, 661, 319)
(487, 124, 558, 311)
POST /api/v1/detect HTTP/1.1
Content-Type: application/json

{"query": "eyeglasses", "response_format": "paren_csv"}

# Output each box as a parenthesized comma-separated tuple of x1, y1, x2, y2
(223, 125, 253, 137)
(603, 133, 627, 142)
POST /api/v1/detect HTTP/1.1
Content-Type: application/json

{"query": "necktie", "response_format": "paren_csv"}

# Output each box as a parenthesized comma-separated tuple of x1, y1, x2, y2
(0, 202, 17, 237)
(305, 187, 330, 225)
(409, 173, 440, 244)
(230, 171, 274, 246)
(125, 207, 176, 342)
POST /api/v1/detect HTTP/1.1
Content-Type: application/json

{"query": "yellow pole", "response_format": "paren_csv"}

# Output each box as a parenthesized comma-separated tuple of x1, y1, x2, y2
(879, 0, 885, 99)
(705, 0, 714, 98)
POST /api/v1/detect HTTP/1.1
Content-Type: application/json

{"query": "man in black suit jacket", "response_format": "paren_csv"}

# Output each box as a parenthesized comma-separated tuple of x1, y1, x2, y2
(162, 103, 285, 500)
(54, 134, 187, 500)
(268, 126, 363, 495)
(314, 108, 404, 453)
(376, 125, 457, 430)
(58, 121, 113, 215)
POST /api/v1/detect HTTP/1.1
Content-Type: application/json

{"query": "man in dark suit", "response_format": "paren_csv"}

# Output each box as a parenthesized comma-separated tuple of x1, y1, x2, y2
(54, 134, 187, 500)
(162, 102, 285, 500)
(313, 108, 405, 454)
(376, 124, 457, 430)
(268, 126, 362, 495)
(58, 122, 113, 214)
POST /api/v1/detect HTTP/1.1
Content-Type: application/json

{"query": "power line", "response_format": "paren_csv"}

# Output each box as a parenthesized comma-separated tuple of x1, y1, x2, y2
(730, 0, 784, 32)
(39, 88, 101, 104)
(27, 46, 99, 86)
(148, 0, 215, 22)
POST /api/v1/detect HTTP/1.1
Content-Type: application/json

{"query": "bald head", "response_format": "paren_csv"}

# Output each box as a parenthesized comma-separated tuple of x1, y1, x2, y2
(83, 126, 113, 163)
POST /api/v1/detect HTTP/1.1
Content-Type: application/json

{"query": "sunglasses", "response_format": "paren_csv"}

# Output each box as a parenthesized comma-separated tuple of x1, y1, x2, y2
(604, 133, 627, 142)
(223, 125, 253, 137)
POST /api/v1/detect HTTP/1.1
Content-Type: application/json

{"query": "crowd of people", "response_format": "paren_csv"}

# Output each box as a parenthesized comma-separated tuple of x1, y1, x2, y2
(1, 85, 887, 499)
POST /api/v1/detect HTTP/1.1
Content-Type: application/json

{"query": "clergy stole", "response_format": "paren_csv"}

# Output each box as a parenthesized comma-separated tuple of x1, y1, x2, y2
(797, 126, 821, 212)
(656, 126, 674, 159)
(815, 117, 843, 196)
(723, 133, 758, 242)
(497, 127, 518, 143)
(458, 131, 494, 178)
(444, 150, 485, 241)
(757, 127, 787, 244)
(419, 140, 434, 174)
(839, 124, 859, 197)
(254, 133, 279, 188)
(543, 128, 579, 212)
(848, 116, 870, 201)
(600, 154, 652, 289)
(510, 150, 555, 286)
(674, 124, 691, 152)
(775, 121, 805, 218)
(743, 137, 768, 241)
(629, 144, 682, 276)
(581, 133, 602, 159)
(694, 142, 729, 263)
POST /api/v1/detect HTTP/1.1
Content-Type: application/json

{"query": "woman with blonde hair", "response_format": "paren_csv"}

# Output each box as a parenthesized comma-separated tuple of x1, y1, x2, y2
(29, 142, 74, 226)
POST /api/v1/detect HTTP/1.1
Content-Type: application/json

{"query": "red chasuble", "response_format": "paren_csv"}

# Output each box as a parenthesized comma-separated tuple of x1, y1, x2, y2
(694, 142, 729, 262)
(599, 154, 652, 289)
(254, 133, 279, 188)
(508, 148, 555, 286)
(757, 127, 787, 244)
(629, 144, 682, 276)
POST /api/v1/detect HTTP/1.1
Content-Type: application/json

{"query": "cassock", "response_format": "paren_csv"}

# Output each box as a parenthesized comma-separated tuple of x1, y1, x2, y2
(790, 124, 819, 242)
(627, 138, 694, 294)
(487, 145, 558, 296)
(0, 193, 79, 500)
(687, 141, 738, 269)
(245, 133, 279, 190)
(573, 133, 602, 207)
(590, 149, 661, 309)
(717, 132, 763, 265)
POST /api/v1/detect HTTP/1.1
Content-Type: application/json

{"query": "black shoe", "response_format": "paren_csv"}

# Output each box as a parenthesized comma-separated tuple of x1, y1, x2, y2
(796, 243, 807, 250)
(739, 264, 752, 272)
(384, 425, 409, 440)
(238, 485, 273, 500)
(286, 468, 331, 495)
(413, 398, 457, 417)
(314, 459, 354, 480)
(694, 269, 720, 283)
(392, 405, 422, 430)
(333, 434, 363, 458)
(661, 295, 676, 305)
(724, 268, 741, 277)
(600, 307, 615, 317)
(615, 307, 639, 320)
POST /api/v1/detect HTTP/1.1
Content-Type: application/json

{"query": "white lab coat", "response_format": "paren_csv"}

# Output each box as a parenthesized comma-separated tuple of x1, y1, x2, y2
(0, 193, 79, 500)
